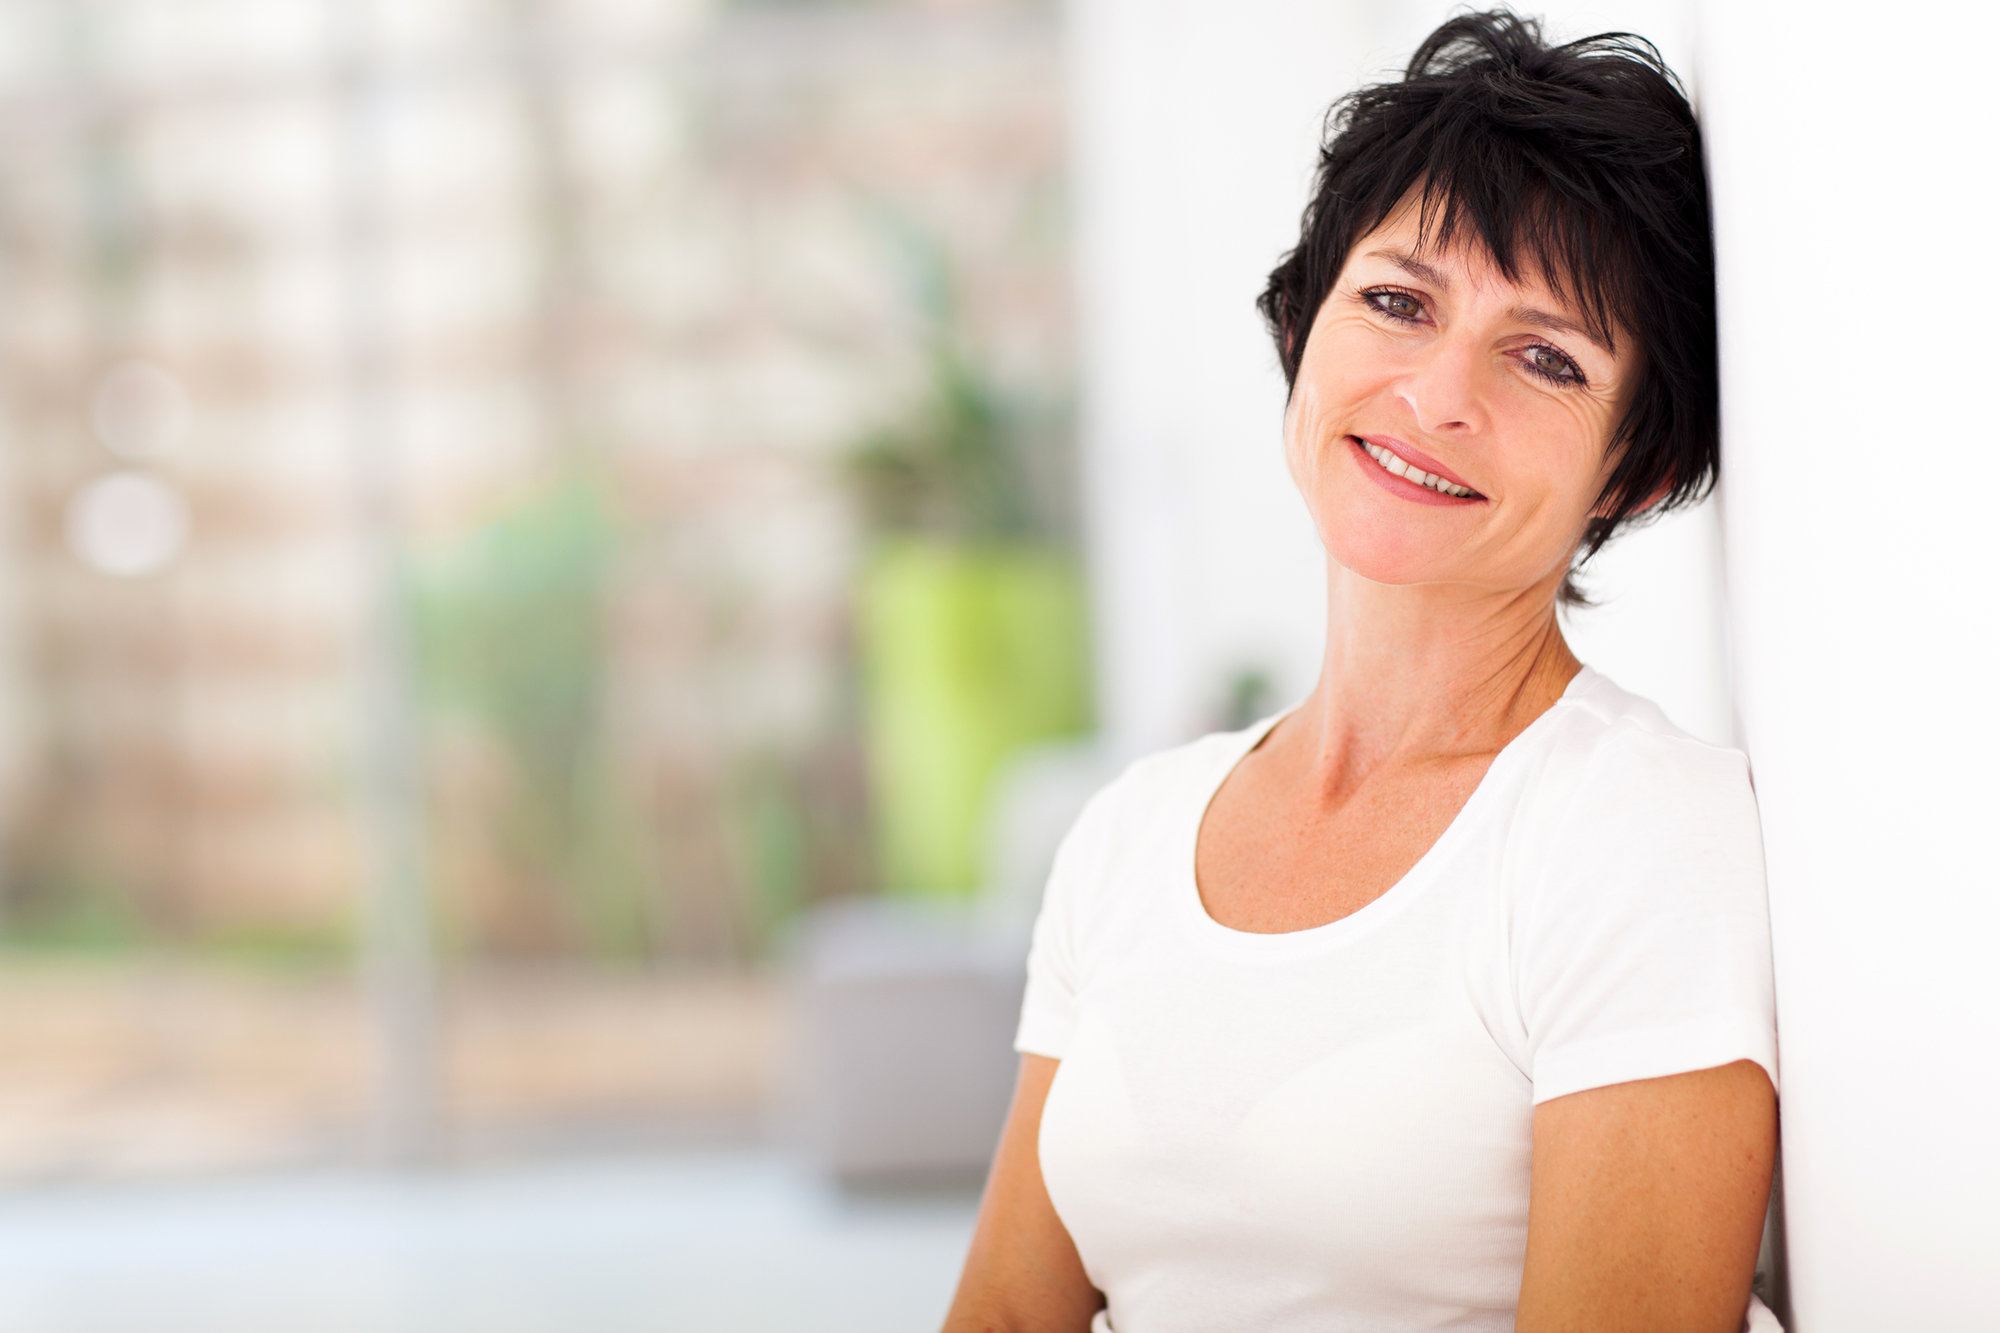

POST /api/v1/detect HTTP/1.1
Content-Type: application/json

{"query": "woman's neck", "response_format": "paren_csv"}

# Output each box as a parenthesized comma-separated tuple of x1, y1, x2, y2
(1291, 562, 1581, 786)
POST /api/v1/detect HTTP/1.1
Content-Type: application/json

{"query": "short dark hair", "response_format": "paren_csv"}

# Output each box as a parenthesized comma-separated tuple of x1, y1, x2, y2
(1257, 10, 1716, 603)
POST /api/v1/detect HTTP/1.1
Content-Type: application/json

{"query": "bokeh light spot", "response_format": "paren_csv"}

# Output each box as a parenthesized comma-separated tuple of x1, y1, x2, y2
(65, 471, 191, 577)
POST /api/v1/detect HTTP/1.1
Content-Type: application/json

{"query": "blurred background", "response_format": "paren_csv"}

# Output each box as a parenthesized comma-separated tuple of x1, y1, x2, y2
(0, 0, 1082, 1325)
(3, 0, 1980, 1328)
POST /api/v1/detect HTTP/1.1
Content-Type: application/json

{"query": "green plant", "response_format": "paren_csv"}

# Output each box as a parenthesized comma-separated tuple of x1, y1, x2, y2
(843, 218, 1093, 898)
(845, 220, 1071, 546)
(0, 864, 146, 954)
(409, 467, 656, 959)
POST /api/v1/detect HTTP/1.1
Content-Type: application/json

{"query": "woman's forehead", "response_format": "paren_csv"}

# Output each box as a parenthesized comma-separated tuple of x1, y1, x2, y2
(1360, 208, 1549, 291)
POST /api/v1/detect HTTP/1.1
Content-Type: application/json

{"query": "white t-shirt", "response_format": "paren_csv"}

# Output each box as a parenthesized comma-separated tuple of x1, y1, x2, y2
(1015, 665, 1779, 1332)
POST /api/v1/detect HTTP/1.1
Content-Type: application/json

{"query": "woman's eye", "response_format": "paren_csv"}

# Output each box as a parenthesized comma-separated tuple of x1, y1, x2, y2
(1525, 345, 1584, 384)
(1368, 290, 1423, 320)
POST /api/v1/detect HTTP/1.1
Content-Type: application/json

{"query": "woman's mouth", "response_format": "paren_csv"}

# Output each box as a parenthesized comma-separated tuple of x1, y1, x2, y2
(1351, 436, 1484, 501)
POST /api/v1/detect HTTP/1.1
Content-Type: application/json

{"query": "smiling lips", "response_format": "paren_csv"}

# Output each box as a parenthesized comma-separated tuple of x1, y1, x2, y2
(1352, 435, 1484, 501)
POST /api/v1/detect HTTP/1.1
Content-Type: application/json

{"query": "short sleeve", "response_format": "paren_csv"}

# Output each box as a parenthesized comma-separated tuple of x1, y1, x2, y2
(1012, 781, 1118, 1059)
(1517, 730, 1778, 1104)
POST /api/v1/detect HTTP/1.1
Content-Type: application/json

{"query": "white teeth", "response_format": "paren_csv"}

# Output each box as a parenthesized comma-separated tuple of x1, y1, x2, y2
(1360, 441, 1476, 498)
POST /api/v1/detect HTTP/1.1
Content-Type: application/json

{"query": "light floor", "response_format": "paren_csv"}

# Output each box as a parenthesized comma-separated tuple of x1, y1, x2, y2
(0, 1152, 979, 1333)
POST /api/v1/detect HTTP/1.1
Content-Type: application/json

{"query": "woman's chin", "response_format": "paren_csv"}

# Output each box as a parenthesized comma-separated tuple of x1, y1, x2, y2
(1316, 517, 1466, 590)
(1329, 555, 1449, 591)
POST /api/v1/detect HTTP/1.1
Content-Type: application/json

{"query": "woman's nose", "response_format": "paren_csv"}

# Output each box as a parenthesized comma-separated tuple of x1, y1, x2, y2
(1396, 335, 1486, 437)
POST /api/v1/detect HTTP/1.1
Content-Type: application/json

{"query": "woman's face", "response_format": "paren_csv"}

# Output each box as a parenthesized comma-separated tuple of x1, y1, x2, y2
(1283, 202, 1640, 600)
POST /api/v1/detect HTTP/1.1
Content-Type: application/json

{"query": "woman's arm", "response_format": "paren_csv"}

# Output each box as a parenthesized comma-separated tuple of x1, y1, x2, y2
(942, 1054, 1103, 1333)
(1516, 1058, 1777, 1333)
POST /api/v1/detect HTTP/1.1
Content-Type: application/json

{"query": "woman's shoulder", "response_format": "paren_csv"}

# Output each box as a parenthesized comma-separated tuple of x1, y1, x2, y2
(1510, 665, 1763, 872)
(1502, 669, 1777, 1102)
(1537, 665, 1754, 794)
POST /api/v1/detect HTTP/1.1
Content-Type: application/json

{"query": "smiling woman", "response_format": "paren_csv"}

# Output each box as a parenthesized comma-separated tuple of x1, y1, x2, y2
(943, 11, 1778, 1333)
(1261, 4, 1719, 607)
(1286, 198, 1645, 592)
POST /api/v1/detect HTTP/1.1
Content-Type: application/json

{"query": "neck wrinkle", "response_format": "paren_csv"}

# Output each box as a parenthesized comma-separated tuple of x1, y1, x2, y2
(1290, 559, 1581, 791)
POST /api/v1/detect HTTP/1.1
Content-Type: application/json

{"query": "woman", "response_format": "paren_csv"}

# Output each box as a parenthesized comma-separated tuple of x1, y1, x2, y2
(943, 11, 1779, 1333)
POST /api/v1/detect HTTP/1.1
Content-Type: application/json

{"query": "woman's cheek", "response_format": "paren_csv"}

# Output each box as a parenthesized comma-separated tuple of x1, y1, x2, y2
(1282, 389, 1336, 494)
(1511, 399, 1614, 518)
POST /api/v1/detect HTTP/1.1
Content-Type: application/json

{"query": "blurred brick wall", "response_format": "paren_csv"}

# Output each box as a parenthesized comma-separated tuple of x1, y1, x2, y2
(0, 0, 1071, 961)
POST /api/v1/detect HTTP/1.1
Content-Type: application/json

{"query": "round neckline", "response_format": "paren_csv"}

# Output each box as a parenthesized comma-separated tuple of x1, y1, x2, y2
(1178, 664, 1597, 958)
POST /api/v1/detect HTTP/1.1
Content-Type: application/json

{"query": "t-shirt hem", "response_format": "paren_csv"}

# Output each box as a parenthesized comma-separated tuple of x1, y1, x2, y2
(1531, 1012, 1778, 1104)
(1013, 1012, 1073, 1060)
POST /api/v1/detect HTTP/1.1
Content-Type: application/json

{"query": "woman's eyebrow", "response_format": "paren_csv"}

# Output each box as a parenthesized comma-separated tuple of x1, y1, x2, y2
(1367, 248, 1451, 289)
(1508, 305, 1613, 354)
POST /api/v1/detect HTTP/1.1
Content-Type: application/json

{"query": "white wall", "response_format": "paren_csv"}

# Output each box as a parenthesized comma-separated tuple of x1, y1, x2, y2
(1700, 0, 2000, 1323)
(1063, 0, 1354, 753)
